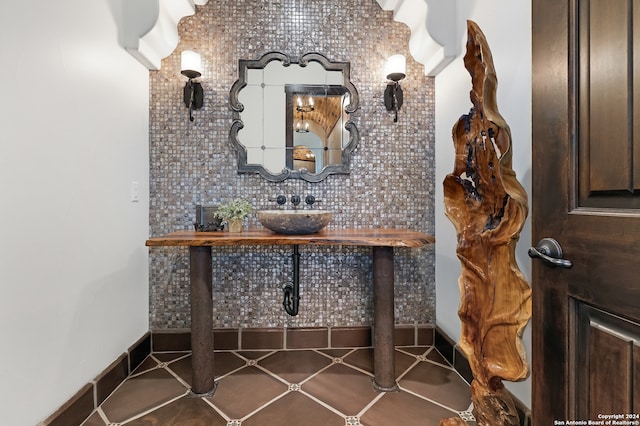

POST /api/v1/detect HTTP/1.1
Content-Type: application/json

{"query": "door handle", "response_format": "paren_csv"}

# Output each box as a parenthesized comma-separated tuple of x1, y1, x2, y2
(528, 238, 573, 268)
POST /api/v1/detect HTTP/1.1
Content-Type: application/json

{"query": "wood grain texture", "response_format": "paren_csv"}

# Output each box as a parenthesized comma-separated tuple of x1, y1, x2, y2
(146, 228, 434, 248)
(440, 20, 531, 426)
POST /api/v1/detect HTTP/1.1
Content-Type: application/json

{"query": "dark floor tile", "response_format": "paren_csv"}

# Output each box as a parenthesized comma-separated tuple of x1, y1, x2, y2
(206, 366, 288, 419)
(100, 368, 187, 423)
(399, 361, 472, 411)
(126, 395, 227, 426)
(342, 347, 417, 378)
(400, 346, 430, 356)
(153, 352, 190, 363)
(361, 390, 459, 426)
(426, 347, 451, 365)
(131, 355, 159, 375)
(80, 411, 105, 426)
(258, 350, 332, 383)
(318, 348, 353, 358)
(167, 351, 246, 385)
(342, 348, 375, 374)
(236, 350, 275, 360)
(81, 345, 478, 426)
(243, 390, 344, 426)
(394, 349, 421, 376)
(302, 363, 379, 415)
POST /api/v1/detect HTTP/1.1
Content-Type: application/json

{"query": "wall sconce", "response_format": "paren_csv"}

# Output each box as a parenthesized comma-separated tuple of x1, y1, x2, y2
(384, 54, 406, 122)
(181, 50, 204, 122)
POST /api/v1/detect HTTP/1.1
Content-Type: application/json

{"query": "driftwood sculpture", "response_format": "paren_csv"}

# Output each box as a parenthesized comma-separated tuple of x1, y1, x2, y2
(440, 21, 531, 426)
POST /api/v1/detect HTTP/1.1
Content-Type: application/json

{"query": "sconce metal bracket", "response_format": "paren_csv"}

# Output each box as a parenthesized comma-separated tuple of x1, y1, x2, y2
(184, 80, 204, 121)
(384, 82, 404, 122)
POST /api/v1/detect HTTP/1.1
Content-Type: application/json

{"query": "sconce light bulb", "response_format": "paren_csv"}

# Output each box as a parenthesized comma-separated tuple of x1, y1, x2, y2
(181, 50, 202, 79)
(385, 54, 406, 82)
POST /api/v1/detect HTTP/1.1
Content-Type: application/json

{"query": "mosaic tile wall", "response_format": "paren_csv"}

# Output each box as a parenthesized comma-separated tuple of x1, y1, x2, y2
(148, 0, 436, 329)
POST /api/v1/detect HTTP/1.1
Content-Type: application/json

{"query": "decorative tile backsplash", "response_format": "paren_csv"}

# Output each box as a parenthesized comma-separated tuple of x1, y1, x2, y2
(148, 0, 436, 329)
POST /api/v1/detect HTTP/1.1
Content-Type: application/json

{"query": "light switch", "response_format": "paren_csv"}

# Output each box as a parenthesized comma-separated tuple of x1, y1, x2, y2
(130, 181, 140, 202)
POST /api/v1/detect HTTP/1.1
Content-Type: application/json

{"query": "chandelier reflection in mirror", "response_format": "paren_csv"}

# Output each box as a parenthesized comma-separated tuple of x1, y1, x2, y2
(295, 96, 314, 133)
(229, 52, 360, 182)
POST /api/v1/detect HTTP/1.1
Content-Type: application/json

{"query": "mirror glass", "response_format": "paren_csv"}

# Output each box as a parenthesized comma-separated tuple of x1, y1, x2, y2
(229, 52, 359, 182)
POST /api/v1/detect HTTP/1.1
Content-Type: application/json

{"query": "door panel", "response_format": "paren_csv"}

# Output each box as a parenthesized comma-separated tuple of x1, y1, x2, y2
(532, 0, 640, 423)
(579, 0, 640, 207)
(573, 302, 640, 417)
(583, 0, 630, 194)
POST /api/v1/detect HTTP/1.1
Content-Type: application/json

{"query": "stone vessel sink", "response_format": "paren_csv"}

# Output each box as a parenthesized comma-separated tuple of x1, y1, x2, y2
(257, 210, 333, 235)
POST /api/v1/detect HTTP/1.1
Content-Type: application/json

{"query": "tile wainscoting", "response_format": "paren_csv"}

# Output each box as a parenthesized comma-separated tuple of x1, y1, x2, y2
(148, 0, 436, 331)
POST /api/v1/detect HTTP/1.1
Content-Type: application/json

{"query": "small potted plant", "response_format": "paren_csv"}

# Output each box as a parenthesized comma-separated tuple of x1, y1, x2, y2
(215, 198, 253, 232)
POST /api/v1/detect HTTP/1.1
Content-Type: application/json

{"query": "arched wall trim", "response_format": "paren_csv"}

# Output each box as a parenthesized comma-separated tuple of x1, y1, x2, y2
(376, 0, 460, 76)
(124, 0, 209, 70)
(123, 0, 459, 77)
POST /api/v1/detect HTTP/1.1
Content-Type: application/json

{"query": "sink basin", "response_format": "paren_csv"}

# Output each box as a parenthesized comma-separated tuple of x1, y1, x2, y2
(257, 210, 333, 235)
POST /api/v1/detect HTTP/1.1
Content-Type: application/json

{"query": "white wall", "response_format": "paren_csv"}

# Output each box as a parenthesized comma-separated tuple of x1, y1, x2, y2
(0, 1, 150, 424)
(435, 0, 532, 407)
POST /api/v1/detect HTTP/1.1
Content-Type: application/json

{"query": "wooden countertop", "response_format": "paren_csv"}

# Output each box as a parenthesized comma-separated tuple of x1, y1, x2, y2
(146, 228, 435, 248)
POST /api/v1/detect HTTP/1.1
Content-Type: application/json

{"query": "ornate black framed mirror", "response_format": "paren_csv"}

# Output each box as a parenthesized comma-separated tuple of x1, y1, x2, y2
(229, 52, 360, 182)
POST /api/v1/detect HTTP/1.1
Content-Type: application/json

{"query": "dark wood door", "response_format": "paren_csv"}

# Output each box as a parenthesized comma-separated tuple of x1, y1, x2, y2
(532, 0, 640, 423)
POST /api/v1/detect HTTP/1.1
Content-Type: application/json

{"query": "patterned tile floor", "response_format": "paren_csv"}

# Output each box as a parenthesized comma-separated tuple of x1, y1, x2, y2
(81, 346, 476, 425)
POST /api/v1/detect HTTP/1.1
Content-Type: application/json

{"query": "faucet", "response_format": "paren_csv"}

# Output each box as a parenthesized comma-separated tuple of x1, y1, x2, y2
(270, 194, 318, 209)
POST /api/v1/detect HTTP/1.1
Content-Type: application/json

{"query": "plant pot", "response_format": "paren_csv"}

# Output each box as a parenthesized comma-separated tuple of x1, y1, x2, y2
(227, 219, 243, 233)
